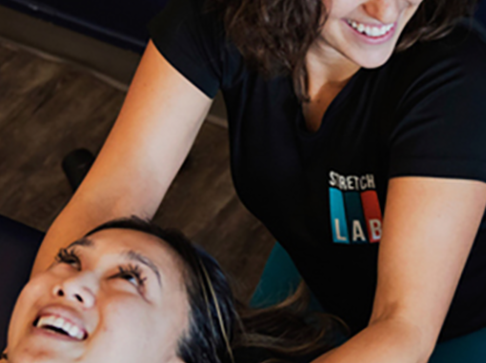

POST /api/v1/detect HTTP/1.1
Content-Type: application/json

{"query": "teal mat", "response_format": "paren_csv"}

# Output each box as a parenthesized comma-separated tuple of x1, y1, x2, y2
(252, 242, 486, 362)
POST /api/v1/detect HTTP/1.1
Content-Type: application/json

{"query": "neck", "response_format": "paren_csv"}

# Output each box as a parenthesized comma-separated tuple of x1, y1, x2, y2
(305, 39, 360, 95)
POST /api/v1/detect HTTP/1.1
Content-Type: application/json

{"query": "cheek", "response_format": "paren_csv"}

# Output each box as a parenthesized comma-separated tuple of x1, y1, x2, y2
(324, 0, 359, 19)
(8, 277, 55, 344)
(409, 0, 424, 6)
(87, 297, 171, 362)
(98, 297, 155, 342)
(405, 2, 422, 22)
(96, 294, 189, 360)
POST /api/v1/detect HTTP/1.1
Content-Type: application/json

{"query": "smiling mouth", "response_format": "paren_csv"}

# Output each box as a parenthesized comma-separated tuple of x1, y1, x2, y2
(345, 19, 395, 38)
(33, 315, 87, 341)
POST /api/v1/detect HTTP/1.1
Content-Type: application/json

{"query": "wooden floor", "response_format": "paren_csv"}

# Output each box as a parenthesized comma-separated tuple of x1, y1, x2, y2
(0, 39, 275, 301)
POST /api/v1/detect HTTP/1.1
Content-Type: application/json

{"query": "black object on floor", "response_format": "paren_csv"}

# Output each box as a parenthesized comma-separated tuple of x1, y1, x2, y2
(62, 148, 95, 191)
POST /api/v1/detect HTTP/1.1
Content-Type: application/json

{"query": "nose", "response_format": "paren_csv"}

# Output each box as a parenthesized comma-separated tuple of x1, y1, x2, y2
(53, 273, 97, 308)
(362, 0, 401, 24)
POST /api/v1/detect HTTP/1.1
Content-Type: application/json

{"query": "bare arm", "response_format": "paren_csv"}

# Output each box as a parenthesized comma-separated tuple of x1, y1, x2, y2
(313, 177, 486, 363)
(32, 40, 213, 276)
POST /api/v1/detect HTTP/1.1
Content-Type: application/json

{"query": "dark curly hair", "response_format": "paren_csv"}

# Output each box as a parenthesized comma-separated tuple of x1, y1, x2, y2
(207, 0, 479, 102)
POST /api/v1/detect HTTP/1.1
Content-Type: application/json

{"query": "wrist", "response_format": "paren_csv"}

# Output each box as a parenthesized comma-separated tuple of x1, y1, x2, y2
(313, 317, 433, 363)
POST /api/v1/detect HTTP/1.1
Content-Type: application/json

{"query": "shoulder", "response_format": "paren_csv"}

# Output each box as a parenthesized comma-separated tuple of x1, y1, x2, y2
(148, 0, 245, 96)
(160, 0, 212, 17)
(380, 20, 486, 115)
(149, 0, 224, 38)
(418, 20, 486, 77)
(383, 21, 486, 182)
(419, 19, 486, 56)
(389, 20, 486, 85)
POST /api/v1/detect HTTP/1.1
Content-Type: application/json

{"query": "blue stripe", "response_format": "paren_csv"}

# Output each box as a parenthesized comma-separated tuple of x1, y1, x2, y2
(329, 188, 349, 244)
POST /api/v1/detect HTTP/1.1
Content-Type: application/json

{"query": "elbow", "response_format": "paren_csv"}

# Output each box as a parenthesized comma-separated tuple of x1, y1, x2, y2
(369, 308, 439, 363)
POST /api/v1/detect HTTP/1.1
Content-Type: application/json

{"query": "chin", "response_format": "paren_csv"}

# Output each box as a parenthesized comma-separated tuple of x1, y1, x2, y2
(7, 340, 65, 363)
(349, 47, 396, 69)
(8, 351, 54, 363)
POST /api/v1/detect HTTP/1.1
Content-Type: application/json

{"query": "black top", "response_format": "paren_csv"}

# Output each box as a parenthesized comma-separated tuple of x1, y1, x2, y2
(149, 0, 486, 342)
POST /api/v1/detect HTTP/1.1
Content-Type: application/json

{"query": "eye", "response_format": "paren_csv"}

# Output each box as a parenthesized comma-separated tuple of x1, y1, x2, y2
(115, 265, 147, 288)
(56, 248, 81, 269)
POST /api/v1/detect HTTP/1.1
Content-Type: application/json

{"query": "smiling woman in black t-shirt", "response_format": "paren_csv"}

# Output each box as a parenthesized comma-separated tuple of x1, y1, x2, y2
(28, 0, 486, 362)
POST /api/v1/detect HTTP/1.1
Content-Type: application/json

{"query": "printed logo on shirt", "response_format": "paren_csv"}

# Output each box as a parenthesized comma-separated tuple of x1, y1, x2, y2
(328, 171, 383, 244)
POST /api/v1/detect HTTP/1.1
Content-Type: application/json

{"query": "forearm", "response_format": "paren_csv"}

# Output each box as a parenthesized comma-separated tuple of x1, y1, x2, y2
(31, 186, 158, 276)
(313, 318, 433, 363)
(31, 201, 111, 276)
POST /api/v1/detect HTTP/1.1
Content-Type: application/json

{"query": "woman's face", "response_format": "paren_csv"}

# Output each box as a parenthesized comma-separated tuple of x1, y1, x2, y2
(6, 229, 189, 363)
(321, 0, 424, 68)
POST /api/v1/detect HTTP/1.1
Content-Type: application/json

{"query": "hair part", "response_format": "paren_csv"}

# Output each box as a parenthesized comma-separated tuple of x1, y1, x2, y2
(207, 0, 479, 103)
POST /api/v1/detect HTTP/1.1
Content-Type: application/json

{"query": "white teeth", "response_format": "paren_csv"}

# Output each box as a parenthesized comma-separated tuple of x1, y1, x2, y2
(63, 322, 72, 333)
(69, 325, 84, 340)
(347, 19, 394, 37)
(37, 316, 56, 328)
(53, 317, 64, 329)
(36, 315, 85, 340)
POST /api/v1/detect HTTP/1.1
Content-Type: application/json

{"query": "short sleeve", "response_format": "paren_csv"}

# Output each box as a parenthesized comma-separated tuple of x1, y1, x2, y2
(388, 28, 486, 183)
(147, 0, 224, 98)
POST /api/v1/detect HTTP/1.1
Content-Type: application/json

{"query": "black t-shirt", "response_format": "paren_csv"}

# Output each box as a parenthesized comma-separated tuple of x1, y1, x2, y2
(149, 0, 486, 342)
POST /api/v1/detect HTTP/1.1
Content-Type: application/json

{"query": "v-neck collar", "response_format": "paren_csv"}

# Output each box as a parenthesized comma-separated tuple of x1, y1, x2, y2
(295, 67, 366, 139)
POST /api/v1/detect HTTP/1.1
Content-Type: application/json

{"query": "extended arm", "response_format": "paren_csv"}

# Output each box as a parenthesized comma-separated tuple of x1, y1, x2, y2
(313, 176, 486, 363)
(31, 40, 213, 276)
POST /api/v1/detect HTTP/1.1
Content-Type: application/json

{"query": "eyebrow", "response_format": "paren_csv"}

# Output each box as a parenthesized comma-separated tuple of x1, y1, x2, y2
(124, 250, 162, 287)
(66, 237, 162, 287)
(67, 237, 93, 249)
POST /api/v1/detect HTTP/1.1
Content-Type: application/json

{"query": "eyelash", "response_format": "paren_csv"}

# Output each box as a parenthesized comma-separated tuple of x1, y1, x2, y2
(115, 265, 147, 288)
(56, 248, 80, 267)
(55, 248, 147, 288)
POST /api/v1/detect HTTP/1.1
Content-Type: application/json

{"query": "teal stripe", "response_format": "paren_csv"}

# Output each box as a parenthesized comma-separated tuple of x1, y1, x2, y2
(344, 192, 368, 244)
(329, 188, 349, 244)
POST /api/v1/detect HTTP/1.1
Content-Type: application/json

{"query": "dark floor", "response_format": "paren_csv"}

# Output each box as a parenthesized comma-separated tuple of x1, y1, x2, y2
(0, 5, 229, 123)
(0, 39, 275, 301)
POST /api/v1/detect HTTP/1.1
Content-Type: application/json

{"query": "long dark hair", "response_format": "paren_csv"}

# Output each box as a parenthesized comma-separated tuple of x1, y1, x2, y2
(86, 217, 346, 363)
(235, 282, 347, 362)
(207, 0, 479, 102)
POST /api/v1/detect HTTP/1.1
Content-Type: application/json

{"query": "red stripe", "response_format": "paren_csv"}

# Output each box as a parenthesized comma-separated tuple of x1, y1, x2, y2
(360, 191, 382, 243)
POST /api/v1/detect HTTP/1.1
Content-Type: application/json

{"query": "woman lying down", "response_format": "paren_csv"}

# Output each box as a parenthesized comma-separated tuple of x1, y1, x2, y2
(2, 217, 346, 363)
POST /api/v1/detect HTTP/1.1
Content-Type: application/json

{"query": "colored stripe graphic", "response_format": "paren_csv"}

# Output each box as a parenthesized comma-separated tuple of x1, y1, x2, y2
(329, 188, 349, 244)
(344, 192, 368, 244)
(360, 190, 383, 243)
